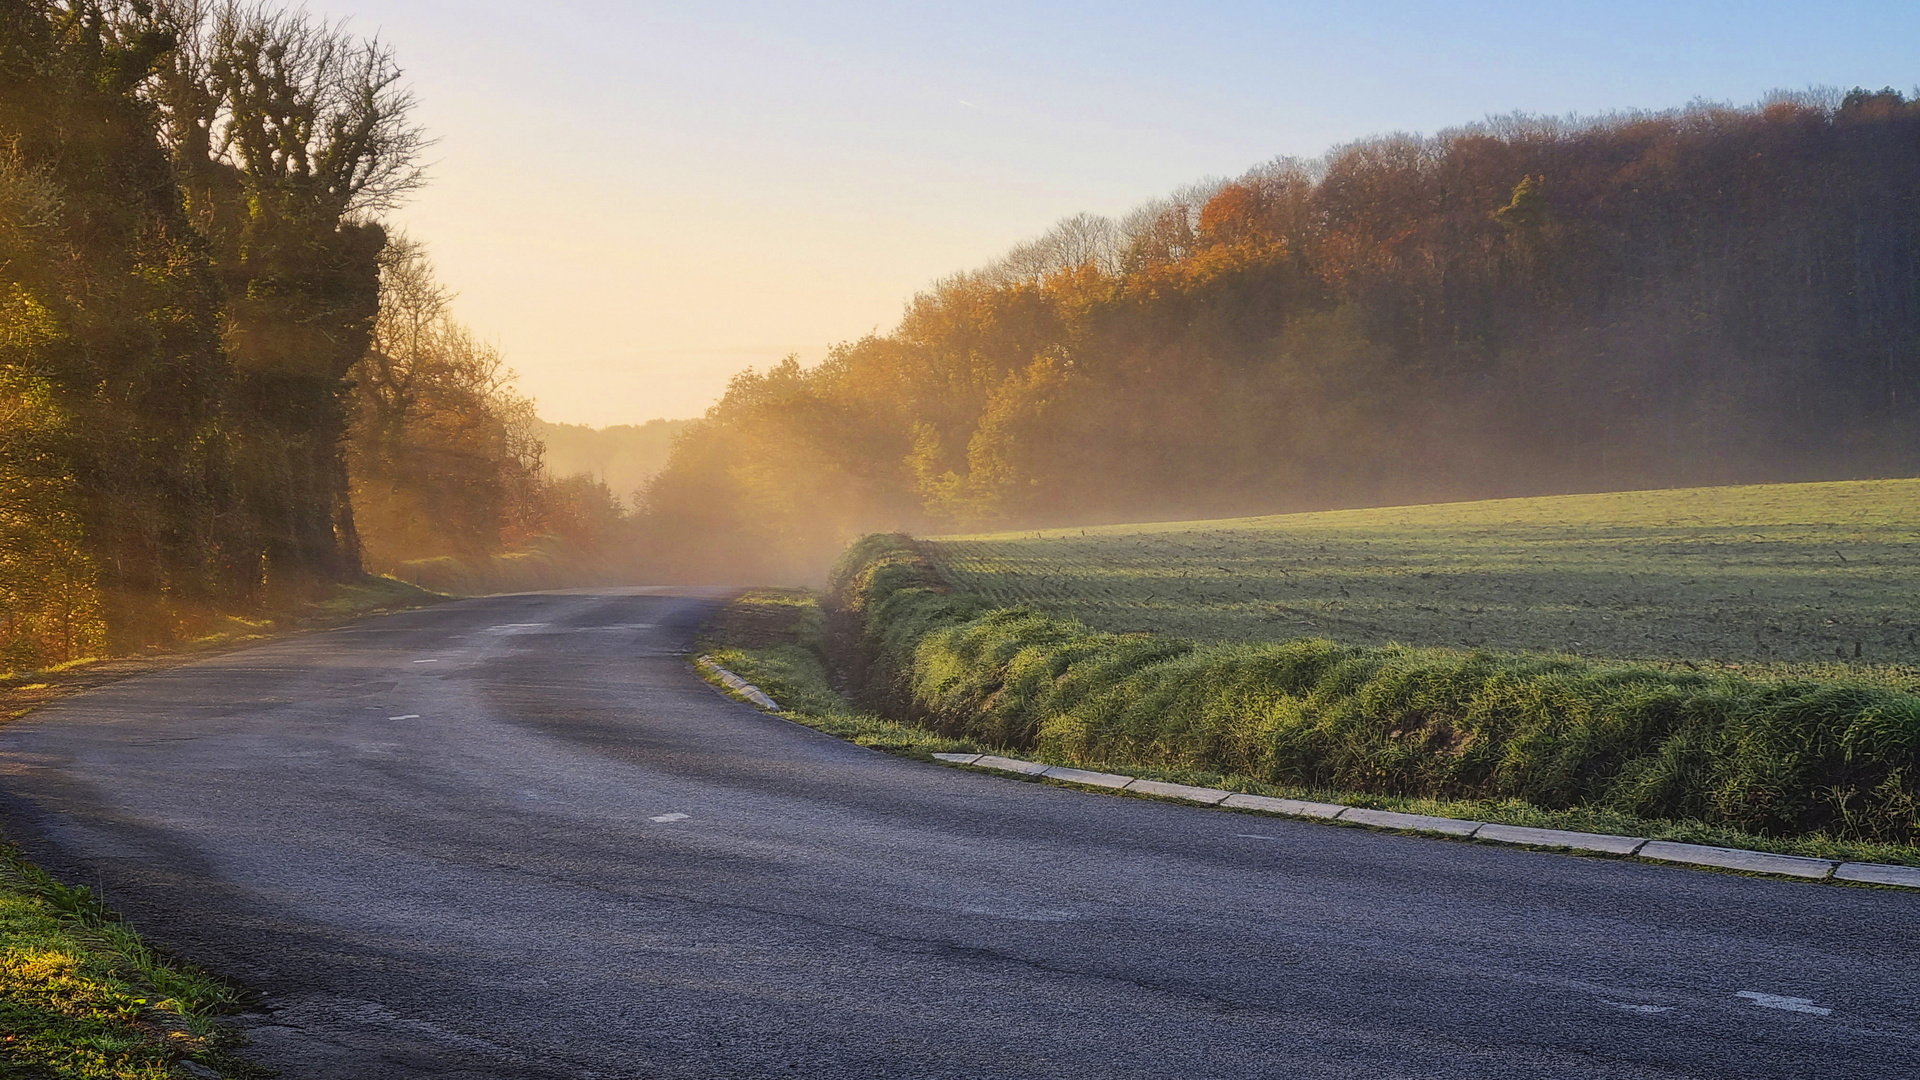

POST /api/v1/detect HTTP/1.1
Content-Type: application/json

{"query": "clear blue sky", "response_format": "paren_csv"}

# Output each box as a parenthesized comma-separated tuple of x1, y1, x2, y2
(340, 0, 1920, 424)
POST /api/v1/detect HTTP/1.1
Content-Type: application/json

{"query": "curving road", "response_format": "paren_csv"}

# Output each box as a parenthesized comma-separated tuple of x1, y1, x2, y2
(0, 589, 1915, 1079)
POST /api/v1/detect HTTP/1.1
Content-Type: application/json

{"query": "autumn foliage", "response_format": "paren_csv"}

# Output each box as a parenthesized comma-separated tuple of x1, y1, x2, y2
(642, 90, 1920, 582)
(0, 2, 619, 667)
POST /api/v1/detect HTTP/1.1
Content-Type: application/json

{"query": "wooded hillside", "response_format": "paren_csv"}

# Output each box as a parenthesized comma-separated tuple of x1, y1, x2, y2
(642, 89, 1920, 582)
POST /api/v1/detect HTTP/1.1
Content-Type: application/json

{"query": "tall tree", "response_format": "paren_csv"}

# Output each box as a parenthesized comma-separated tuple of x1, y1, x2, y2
(148, 0, 425, 592)
(0, 0, 231, 654)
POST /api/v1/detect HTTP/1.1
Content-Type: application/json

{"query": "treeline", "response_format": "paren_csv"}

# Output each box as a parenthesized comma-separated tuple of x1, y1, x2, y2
(0, 1, 617, 668)
(537, 417, 690, 510)
(642, 89, 1920, 582)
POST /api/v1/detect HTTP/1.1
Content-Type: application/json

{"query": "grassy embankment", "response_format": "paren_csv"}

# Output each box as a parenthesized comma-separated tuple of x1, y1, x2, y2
(2, 575, 446, 723)
(702, 481, 1920, 868)
(389, 535, 629, 597)
(0, 574, 444, 1078)
(697, 591, 976, 758)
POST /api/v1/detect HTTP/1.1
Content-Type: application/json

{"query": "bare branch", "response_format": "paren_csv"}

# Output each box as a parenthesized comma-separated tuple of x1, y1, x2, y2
(147, 0, 430, 214)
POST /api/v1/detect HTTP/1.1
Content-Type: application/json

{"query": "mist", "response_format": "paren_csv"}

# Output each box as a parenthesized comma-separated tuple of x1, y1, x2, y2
(633, 90, 1920, 584)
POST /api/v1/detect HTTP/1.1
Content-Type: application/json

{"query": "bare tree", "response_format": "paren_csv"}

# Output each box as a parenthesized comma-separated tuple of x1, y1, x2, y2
(991, 212, 1125, 283)
(147, 0, 429, 215)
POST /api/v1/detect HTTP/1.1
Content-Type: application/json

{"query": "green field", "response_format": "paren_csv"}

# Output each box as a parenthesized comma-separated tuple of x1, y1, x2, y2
(925, 480, 1920, 673)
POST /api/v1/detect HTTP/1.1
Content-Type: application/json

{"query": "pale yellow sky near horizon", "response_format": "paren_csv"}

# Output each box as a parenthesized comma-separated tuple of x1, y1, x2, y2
(344, 1, 1917, 427)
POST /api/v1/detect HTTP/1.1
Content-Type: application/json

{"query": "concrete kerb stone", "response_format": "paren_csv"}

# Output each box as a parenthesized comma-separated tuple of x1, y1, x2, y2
(973, 755, 1051, 777)
(1221, 792, 1346, 819)
(1336, 807, 1484, 837)
(1123, 778, 1232, 804)
(1637, 841, 1837, 880)
(695, 656, 780, 711)
(1041, 765, 1133, 789)
(1473, 822, 1648, 856)
(935, 751, 1920, 890)
(1835, 862, 1920, 888)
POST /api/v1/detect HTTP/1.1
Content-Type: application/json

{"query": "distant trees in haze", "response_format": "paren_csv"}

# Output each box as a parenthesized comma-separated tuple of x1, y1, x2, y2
(349, 239, 542, 569)
(536, 418, 690, 510)
(643, 88, 1920, 582)
(347, 239, 629, 575)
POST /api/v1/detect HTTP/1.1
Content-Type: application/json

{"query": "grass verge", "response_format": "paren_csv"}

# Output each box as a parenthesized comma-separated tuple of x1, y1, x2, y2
(1, 575, 446, 725)
(694, 589, 977, 758)
(0, 844, 259, 1079)
(697, 547, 1920, 869)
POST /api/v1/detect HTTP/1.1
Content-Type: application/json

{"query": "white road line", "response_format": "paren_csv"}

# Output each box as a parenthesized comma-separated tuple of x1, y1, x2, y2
(411, 659, 439, 664)
(387, 715, 420, 721)
(1235, 833, 1281, 841)
(649, 813, 690, 823)
(1602, 1001, 1673, 1015)
(1736, 991, 1831, 1016)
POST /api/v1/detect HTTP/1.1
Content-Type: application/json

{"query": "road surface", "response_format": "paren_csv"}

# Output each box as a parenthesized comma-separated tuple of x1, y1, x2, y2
(1, 589, 1914, 1078)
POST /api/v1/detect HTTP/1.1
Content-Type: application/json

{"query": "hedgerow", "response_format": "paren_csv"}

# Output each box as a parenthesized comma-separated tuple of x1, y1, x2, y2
(831, 534, 1920, 841)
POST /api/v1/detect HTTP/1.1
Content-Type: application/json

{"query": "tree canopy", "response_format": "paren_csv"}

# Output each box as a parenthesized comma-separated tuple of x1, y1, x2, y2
(642, 90, 1920, 582)
(0, 1, 622, 667)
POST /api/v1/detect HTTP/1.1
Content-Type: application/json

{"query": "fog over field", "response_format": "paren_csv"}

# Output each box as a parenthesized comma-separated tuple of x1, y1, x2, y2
(926, 480, 1920, 670)
(638, 92, 1920, 584)
(535, 419, 690, 508)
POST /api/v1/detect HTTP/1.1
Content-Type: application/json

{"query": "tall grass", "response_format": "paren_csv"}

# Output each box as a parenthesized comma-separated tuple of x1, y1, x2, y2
(0, 844, 249, 1078)
(833, 534, 1920, 842)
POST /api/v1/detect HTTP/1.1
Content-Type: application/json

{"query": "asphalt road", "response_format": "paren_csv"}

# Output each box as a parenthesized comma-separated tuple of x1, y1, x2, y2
(1, 589, 1915, 1079)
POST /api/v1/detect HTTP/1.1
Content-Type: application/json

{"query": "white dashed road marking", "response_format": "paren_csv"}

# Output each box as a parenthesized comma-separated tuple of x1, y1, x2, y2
(387, 715, 420, 721)
(650, 813, 690, 823)
(1737, 991, 1831, 1016)
(411, 659, 439, 664)
(1603, 1001, 1673, 1015)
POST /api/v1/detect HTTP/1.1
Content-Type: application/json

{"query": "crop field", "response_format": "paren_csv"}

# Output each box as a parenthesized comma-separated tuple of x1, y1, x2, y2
(922, 479, 1920, 672)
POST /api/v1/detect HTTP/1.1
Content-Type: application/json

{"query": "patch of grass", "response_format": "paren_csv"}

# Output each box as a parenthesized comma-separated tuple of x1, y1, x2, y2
(1, 575, 446, 725)
(926, 478, 1920, 671)
(698, 582, 1920, 868)
(389, 535, 621, 597)
(829, 533, 1920, 854)
(0, 845, 257, 1079)
(693, 589, 979, 758)
(296, 574, 445, 625)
